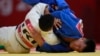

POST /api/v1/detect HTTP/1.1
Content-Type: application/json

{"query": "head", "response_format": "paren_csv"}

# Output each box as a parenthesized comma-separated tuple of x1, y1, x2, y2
(39, 14, 54, 31)
(70, 38, 96, 52)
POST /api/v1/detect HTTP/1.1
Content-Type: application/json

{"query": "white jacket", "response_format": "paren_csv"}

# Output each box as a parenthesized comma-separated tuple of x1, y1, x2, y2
(16, 3, 60, 49)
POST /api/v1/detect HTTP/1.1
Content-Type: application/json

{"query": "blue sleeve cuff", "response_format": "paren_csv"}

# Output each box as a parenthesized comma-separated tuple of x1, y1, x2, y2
(41, 0, 56, 5)
(23, 0, 56, 6)
(37, 43, 52, 52)
(55, 0, 69, 10)
(23, 0, 41, 6)
(38, 42, 68, 52)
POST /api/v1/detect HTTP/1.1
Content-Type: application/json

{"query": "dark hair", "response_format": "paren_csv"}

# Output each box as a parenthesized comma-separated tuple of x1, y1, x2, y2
(82, 39, 96, 52)
(39, 14, 54, 31)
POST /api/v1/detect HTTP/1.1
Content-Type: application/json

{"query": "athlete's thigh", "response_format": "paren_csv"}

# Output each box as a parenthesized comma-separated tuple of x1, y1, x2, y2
(0, 27, 9, 46)
(5, 27, 30, 53)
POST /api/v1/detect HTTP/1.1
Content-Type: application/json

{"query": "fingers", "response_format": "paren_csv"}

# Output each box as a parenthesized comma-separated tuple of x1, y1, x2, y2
(54, 18, 62, 30)
(51, 5, 58, 10)
(56, 19, 62, 28)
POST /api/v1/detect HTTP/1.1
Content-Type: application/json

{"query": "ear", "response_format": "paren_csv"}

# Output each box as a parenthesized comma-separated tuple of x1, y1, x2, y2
(79, 38, 86, 42)
(44, 6, 50, 15)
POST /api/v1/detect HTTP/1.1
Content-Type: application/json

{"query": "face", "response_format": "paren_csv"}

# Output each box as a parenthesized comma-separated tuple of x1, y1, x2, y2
(70, 38, 87, 52)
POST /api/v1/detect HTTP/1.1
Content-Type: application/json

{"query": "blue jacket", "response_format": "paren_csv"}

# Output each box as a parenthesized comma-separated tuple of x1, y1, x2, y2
(52, 0, 82, 38)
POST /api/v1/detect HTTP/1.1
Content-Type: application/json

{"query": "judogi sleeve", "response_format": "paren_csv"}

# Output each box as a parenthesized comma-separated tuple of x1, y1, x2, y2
(23, 0, 57, 12)
(55, 0, 69, 10)
(23, 0, 40, 6)
(25, 3, 48, 29)
(25, 3, 48, 20)
(23, 0, 56, 6)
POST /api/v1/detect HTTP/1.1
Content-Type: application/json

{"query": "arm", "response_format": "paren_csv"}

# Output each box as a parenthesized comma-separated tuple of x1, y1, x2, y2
(25, 3, 48, 47)
(25, 3, 48, 20)
(23, 0, 56, 6)
(23, 0, 41, 6)
(62, 37, 78, 43)
(54, 0, 69, 10)
(23, 0, 57, 12)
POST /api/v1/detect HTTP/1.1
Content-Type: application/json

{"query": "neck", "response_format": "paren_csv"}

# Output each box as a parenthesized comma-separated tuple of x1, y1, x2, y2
(62, 37, 78, 42)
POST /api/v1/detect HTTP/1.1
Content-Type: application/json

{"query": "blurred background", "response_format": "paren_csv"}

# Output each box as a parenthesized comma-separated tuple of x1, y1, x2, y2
(0, 0, 100, 43)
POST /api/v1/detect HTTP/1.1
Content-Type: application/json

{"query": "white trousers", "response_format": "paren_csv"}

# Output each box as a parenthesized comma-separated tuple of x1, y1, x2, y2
(0, 26, 30, 53)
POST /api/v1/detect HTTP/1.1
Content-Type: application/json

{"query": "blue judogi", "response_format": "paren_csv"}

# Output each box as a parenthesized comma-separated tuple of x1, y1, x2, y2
(23, 0, 56, 6)
(23, 0, 82, 52)
(52, 0, 82, 38)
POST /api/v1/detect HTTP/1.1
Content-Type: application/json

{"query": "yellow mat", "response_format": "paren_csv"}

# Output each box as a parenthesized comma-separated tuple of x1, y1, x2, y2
(0, 50, 100, 56)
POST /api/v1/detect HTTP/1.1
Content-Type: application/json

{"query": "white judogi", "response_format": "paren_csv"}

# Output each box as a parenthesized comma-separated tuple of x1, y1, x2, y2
(0, 26, 30, 53)
(15, 3, 48, 49)
(0, 3, 60, 53)
(24, 2, 60, 46)
(0, 3, 47, 53)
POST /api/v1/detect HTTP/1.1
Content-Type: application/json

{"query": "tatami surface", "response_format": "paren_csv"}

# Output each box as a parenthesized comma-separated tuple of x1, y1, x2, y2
(0, 44, 100, 56)
(0, 51, 100, 56)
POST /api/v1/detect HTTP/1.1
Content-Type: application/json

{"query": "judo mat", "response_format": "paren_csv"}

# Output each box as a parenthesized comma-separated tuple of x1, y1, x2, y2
(0, 51, 100, 56)
(0, 44, 100, 56)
